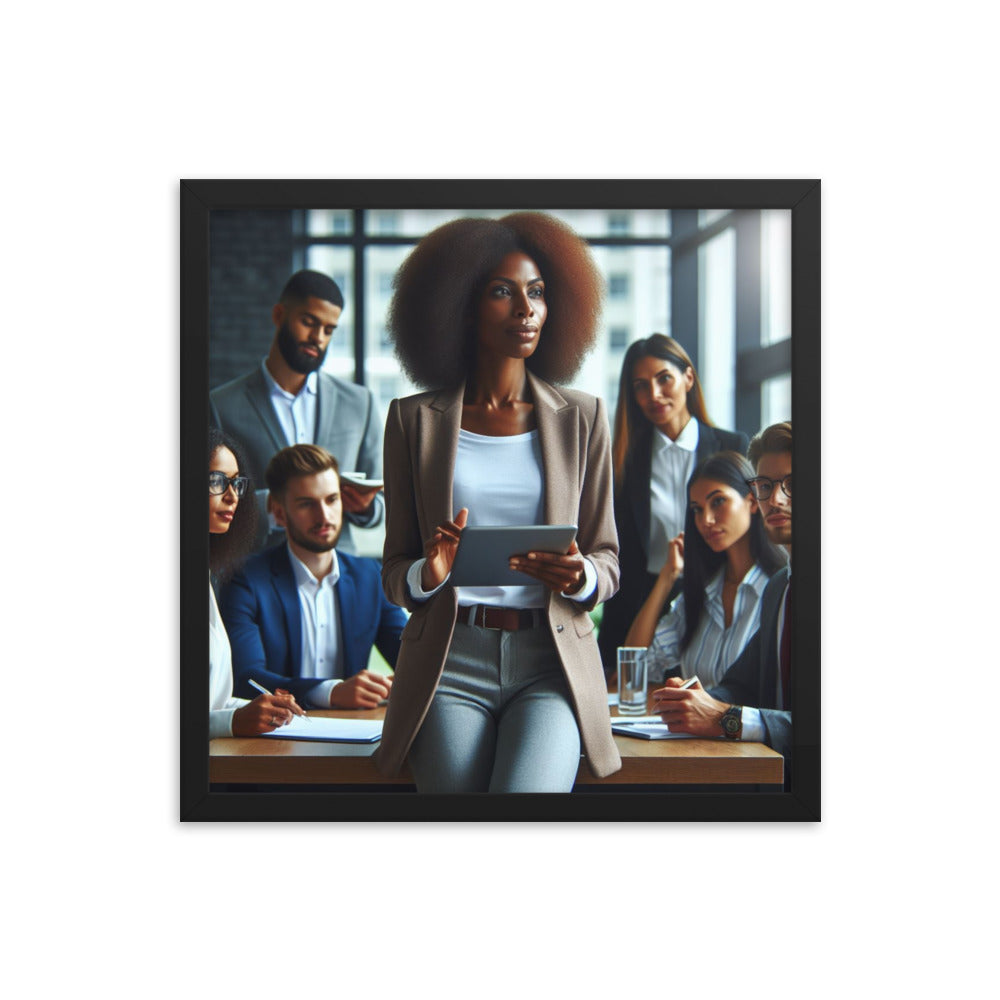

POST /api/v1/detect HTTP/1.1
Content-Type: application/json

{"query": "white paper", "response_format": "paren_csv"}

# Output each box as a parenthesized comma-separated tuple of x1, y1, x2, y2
(611, 718, 698, 740)
(260, 716, 383, 743)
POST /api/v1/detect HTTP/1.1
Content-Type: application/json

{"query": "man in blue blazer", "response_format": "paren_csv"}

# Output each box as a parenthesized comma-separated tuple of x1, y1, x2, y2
(652, 422, 793, 768)
(221, 445, 406, 708)
(210, 270, 384, 556)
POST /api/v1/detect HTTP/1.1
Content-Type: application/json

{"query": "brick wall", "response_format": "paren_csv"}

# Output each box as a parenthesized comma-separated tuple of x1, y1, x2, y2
(209, 210, 295, 389)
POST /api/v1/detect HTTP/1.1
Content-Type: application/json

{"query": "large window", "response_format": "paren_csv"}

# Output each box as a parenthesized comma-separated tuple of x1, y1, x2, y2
(299, 209, 678, 427)
(291, 207, 790, 556)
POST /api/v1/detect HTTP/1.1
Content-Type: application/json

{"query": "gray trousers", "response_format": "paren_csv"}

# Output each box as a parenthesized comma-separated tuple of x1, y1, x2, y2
(407, 621, 582, 793)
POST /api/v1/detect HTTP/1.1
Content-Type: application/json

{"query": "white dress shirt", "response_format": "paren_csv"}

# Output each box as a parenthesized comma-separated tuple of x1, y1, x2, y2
(646, 563, 769, 687)
(258, 361, 320, 533)
(647, 416, 699, 574)
(287, 545, 346, 708)
(261, 360, 318, 446)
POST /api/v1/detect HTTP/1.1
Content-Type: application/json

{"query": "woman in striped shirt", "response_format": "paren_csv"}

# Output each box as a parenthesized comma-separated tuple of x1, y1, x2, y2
(624, 450, 787, 687)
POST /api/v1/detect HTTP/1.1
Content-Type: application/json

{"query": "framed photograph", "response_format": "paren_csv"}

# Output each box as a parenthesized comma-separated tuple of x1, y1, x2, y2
(182, 179, 820, 822)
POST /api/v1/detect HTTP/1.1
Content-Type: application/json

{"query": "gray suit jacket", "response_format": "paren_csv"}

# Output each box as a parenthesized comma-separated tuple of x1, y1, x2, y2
(710, 565, 792, 763)
(210, 366, 384, 555)
(375, 373, 622, 780)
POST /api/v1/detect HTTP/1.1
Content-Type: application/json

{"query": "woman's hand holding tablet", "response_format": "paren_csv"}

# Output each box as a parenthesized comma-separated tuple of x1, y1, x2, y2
(509, 540, 587, 595)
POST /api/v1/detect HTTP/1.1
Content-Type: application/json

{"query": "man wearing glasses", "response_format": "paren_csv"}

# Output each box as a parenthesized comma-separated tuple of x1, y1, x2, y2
(652, 421, 793, 769)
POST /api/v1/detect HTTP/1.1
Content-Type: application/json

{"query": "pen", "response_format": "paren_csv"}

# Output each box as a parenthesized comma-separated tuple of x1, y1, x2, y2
(249, 678, 307, 720)
(650, 676, 699, 702)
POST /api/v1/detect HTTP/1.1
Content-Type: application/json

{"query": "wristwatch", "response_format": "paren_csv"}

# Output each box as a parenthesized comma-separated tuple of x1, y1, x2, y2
(718, 705, 743, 739)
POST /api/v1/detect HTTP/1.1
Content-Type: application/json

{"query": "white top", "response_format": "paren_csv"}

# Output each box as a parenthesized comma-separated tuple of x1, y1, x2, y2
(407, 428, 596, 607)
(646, 563, 769, 688)
(647, 416, 699, 574)
(452, 428, 545, 608)
(288, 545, 345, 708)
(209, 578, 249, 740)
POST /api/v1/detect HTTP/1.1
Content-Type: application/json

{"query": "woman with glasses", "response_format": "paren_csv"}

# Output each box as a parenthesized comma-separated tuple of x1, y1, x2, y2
(597, 335, 748, 676)
(208, 427, 304, 739)
(625, 451, 787, 688)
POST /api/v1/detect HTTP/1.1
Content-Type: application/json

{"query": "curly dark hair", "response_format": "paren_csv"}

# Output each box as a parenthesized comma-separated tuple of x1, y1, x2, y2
(208, 426, 258, 580)
(680, 451, 787, 652)
(387, 212, 604, 389)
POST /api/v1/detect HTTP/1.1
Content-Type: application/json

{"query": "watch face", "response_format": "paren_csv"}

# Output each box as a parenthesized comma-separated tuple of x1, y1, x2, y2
(721, 709, 742, 738)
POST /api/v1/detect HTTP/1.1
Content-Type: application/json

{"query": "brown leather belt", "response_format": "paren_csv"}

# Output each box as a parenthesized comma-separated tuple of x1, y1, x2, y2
(464, 605, 543, 631)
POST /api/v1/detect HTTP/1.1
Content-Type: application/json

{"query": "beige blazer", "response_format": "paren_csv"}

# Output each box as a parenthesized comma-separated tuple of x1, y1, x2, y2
(375, 372, 622, 780)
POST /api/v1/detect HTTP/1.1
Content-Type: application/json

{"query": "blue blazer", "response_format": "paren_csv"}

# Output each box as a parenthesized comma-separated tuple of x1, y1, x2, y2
(710, 565, 792, 765)
(220, 544, 407, 703)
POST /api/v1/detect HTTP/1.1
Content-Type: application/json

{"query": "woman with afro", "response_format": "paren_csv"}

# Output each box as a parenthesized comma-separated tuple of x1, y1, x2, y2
(375, 212, 622, 792)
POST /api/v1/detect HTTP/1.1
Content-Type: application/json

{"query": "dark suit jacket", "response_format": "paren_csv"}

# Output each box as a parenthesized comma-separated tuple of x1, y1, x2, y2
(710, 565, 792, 764)
(210, 366, 384, 555)
(376, 373, 622, 779)
(220, 544, 407, 704)
(597, 420, 749, 672)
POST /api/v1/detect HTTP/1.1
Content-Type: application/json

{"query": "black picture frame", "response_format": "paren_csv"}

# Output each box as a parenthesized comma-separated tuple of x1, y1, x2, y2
(181, 179, 820, 822)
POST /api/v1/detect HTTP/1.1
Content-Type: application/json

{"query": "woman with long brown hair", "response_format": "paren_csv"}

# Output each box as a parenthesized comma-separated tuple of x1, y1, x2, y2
(597, 334, 748, 675)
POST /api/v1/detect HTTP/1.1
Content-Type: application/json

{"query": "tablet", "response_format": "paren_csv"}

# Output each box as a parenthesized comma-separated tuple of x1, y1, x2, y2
(449, 524, 577, 587)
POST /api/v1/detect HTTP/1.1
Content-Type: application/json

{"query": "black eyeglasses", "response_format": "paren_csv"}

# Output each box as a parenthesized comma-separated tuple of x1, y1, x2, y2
(746, 475, 792, 501)
(209, 471, 250, 497)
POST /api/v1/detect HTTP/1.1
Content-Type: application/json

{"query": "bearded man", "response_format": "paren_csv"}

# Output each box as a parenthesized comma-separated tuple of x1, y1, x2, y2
(210, 270, 384, 554)
(221, 445, 404, 708)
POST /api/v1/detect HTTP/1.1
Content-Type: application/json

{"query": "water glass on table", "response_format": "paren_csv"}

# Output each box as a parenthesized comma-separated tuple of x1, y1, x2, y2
(617, 647, 648, 715)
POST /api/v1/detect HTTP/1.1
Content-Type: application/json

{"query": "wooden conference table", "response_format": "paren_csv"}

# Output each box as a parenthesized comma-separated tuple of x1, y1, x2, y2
(210, 701, 783, 788)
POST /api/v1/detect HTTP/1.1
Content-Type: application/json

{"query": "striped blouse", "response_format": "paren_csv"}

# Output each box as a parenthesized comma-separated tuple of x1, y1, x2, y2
(646, 563, 770, 688)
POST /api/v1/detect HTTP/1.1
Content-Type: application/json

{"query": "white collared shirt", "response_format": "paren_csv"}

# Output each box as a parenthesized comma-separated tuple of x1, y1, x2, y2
(261, 360, 318, 446)
(647, 563, 770, 687)
(647, 417, 699, 573)
(288, 545, 344, 707)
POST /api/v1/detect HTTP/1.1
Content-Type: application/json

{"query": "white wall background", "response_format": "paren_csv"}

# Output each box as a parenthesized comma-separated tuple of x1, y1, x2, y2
(2, 3, 994, 997)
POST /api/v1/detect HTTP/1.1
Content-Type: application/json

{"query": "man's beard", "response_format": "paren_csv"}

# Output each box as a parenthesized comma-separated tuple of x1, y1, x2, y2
(276, 321, 326, 374)
(286, 519, 342, 554)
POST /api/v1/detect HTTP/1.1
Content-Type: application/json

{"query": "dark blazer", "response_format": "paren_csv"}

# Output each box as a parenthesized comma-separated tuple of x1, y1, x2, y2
(710, 565, 792, 764)
(376, 373, 622, 780)
(597, 420, 749, 673)
(220, 544, 407, 704)
(210, 366, 384, 555)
